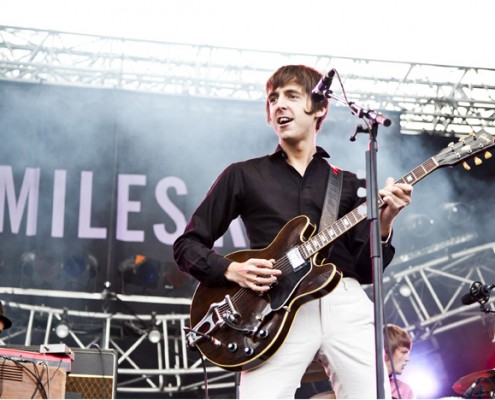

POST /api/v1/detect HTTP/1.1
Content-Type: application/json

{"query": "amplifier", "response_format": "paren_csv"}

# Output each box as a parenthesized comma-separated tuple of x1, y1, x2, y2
(0, 358, 66, 398)
(66, 347, 117, 399)
(0, 346, 117, 399)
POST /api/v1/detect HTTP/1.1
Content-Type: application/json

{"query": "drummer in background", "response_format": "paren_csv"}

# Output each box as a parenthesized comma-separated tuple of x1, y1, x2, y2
(385, 324, 415, 399)
(0, 301, 13, 333)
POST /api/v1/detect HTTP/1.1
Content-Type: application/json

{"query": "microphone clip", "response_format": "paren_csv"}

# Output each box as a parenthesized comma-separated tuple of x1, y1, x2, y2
(467, 281, 495, 313)
(470, 281, 491, 305)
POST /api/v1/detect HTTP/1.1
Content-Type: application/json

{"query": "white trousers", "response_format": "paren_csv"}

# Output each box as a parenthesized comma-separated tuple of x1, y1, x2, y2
(239, 278, 392, 399)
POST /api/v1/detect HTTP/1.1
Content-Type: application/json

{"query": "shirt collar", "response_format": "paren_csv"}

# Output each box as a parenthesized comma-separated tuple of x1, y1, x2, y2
(270, 145, 330, 159)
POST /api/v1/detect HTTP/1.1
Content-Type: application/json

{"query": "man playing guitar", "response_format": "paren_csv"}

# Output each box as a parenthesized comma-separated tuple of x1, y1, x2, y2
(174, 64, 413, 398)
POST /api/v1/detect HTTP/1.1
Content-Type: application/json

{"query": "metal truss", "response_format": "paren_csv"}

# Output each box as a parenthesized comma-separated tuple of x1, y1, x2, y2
(1, 25, 495, 137)
(1, 240, 494, 397)
(371, 240, 495, 340)
(0, 288, 235, 397)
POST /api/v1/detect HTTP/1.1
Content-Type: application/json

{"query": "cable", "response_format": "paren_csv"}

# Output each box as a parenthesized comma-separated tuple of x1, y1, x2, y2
(197, 348, 210, 399)
(183, 327, 211, 399)
(30, 362, 47, 399)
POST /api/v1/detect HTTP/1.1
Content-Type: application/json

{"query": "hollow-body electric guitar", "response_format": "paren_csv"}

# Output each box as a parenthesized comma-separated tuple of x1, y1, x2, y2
(186, 131, 495, 372)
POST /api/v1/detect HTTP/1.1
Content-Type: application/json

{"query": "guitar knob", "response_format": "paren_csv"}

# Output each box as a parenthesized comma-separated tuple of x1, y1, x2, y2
(244, 347, 254, 356)
(474, 157, 482, 166)
(258, 329, 269, 339)
(462, 161, 471, 170)
(227, 342, 238, 353)
(485, 151, 492, 159)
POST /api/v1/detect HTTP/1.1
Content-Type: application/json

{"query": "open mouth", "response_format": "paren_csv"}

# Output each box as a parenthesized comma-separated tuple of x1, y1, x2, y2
(277, 116, 293, 126)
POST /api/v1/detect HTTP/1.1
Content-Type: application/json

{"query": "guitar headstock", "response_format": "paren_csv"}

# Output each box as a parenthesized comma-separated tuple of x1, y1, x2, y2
(434, 130, 495, 169)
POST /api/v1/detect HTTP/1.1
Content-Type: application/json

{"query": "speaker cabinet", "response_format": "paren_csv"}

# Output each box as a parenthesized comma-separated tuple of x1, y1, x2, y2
(66, 348, 117, 399)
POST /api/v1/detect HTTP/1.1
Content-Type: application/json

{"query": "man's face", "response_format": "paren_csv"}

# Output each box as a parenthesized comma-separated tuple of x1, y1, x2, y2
(390, 346, 411, 374)
(266, 82, 325, 144)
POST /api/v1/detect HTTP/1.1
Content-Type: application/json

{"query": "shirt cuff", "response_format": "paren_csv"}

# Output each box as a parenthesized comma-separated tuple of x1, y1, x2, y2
(381, 229, 393, 244)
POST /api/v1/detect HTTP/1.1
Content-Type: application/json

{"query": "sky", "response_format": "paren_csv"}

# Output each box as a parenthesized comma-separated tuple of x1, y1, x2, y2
(1, 0, 494, 69)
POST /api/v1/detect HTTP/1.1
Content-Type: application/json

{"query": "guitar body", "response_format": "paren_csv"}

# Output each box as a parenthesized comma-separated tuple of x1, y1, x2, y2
(189, 215, 342, 371)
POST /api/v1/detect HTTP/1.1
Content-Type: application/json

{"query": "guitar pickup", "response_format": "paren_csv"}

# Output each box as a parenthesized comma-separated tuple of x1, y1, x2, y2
(286, 247, 305, 272)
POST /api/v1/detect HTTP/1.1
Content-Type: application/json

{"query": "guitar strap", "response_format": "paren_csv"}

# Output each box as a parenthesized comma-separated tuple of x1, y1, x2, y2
(318, 165, 343, 257)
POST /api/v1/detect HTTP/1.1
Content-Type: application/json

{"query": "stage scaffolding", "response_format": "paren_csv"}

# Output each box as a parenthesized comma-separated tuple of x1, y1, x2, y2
(0, 288, 236, 397)
(1, 24, 495, 398)
(0, 239, 494, 396)
(0, 25, 495, 137)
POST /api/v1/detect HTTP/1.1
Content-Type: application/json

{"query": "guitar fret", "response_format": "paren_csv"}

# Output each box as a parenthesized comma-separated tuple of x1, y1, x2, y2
(402, 172, 416, 184)
(308, 240, 316, 253)
(424, 158, 437, 171)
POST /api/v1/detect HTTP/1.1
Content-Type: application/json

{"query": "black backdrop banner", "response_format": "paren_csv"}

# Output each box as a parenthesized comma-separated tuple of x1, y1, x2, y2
(7, 79, 470, 298)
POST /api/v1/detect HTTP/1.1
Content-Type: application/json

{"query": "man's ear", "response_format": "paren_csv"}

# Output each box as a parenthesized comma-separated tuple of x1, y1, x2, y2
(384, 352, 391, 362)
(315, 105, 328, 118)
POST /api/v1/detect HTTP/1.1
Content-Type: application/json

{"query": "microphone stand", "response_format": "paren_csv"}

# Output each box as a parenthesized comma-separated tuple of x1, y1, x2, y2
(323, 89, 391, 399)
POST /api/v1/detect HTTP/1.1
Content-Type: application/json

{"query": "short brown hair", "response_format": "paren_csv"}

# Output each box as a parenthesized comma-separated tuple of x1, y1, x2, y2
(385, 324, 412, 353)
(265, 65, 329, 131)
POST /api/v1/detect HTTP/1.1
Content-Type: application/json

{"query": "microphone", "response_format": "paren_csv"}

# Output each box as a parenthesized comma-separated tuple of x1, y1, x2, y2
(461, 281, 494, 305)
(312, 69, 336, 102)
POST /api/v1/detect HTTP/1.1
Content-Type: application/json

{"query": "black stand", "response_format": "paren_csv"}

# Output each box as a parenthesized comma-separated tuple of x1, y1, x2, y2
(322, 76, 391, 399)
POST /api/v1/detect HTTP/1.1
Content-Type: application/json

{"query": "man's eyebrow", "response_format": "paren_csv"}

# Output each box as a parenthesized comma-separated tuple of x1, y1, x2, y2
(281, 88, 302, 96)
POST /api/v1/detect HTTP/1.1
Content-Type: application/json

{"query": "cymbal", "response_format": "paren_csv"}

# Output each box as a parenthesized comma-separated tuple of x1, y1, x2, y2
(453, 369, 495, 398)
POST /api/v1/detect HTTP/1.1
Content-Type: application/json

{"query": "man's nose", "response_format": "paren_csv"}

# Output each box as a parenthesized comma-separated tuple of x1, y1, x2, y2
(276, 96, 288, 108)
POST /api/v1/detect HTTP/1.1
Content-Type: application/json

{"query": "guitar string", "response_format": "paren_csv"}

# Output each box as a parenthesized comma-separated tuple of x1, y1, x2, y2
(216, 255, 294, 315)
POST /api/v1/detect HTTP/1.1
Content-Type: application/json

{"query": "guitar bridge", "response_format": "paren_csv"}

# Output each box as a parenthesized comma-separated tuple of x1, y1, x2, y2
(186, 294, 241, 347)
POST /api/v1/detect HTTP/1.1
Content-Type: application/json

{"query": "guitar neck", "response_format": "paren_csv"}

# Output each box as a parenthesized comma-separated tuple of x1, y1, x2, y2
(299, 156, 439, 259)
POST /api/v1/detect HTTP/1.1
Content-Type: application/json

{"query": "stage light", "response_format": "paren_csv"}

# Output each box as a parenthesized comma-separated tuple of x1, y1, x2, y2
(401, 351, 445, 399)
(55, 310, 70, 339)
(55, 322, 70, 339)
(442, 202, 472, 226)
(62, 253, 98, 279)
(20, 251, 36, 275)
(148, 327, 161, 344)
(404, 213, 434, 237)
(119, 255, 161, 293)
(148, 312, 161, 343)
(399, 284, 412, 297)
(20, 250, 60, 289)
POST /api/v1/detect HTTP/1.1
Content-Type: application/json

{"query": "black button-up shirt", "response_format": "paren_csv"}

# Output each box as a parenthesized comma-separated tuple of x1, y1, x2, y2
(173, 146, 394, 286)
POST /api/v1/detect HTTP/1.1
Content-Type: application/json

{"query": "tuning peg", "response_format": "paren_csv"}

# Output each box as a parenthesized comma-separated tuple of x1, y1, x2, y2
(448, 142, 455, 148)
(462, 161, 471, 170)
(485, 151, 492, 159)
(474, 157, 482, 166)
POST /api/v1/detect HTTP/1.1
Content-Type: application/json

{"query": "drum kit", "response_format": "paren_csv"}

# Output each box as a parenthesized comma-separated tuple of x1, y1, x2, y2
(453, 369, 495, 399)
